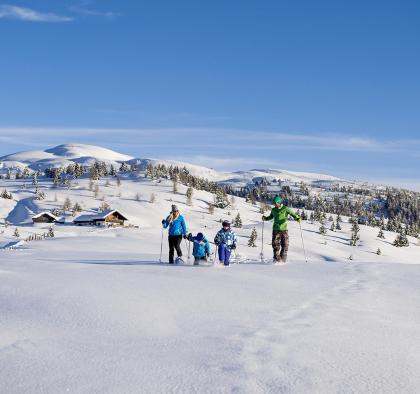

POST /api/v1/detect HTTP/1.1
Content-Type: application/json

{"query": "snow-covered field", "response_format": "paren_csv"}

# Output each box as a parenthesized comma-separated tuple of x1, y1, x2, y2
(1, 146, 420, 393)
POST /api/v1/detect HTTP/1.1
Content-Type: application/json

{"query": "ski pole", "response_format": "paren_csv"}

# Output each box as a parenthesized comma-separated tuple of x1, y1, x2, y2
(299, 222, 308, 263)
(213, 245, 218, 264)
(260, 220, 265, 262)
(159, 227, 164, 263)
(183, 238, 190, 262)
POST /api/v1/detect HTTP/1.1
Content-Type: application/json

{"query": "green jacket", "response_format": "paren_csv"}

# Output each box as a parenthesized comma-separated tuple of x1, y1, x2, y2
(263, 205, 300, 231)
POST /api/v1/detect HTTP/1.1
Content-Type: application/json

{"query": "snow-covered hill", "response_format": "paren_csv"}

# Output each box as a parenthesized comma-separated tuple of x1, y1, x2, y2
(1, 144, 419, 393)
(0, 143, 346, 186)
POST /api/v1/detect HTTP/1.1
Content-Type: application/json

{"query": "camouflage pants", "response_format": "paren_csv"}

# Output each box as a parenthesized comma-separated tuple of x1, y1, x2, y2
(272, 230, 289, 262)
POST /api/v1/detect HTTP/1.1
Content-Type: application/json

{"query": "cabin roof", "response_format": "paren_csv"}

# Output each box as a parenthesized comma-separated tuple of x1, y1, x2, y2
(74, 210, 128, 222)
(32, 211, 59, 220)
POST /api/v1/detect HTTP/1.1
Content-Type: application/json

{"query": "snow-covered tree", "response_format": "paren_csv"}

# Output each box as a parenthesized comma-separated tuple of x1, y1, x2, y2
(376, 248, 381, 255)
(186, 186, 193, 206)
(248, 228, 258, 247)
(119, 162, 129, 173)
(233, 213, 242, 228)
(319, 221, 327, 235)
(350, 222, 360, 246)
(335, 220, 342, 230)
(99, 202, 111, 212)
(213, 189, 230, 209)
(13, 228, 20, 238)
(393, 232, 409, 247)
(1, 189, 13, 199)
(72, 202, 82, 216)
(48, 227, 55, 238)
(62, 197, 72, 214)
(330, 222, 335, 232)
(377, 229, 385, 239)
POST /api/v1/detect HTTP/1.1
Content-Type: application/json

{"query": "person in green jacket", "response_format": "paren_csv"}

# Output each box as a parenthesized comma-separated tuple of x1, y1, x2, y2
(262, 196, 301, 263)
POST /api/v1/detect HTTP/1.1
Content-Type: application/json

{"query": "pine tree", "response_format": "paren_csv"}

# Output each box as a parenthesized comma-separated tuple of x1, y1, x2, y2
(214, 189, 230, 209)
(319, 221, 327, 235)
(377, 229, 385, 239)
(330, 222, 335, 231)
(13, 228, 20, 238)
(32, 174, 38, 185)
(119, 162, 129, 173)
(1, 189, 13, 199)
(72, 202, 82, 216)
(335, 220, 342, 230)
(172, 177, 178, 194)
(350, 222, 360, 246)
(99, 202, 111, 212)
(376, 248, 381, 255)
(328, 215, 334, 222)
(90, 166, 99, 180)
(48, 227, 55, 238)
(336, 213, 342, 222)
(62, 197, 72, 214)
(233, 213, 242, 228)
(248, 228, 257, 247)
(393, 232, 409, 247)
(186, 186, 193, 206)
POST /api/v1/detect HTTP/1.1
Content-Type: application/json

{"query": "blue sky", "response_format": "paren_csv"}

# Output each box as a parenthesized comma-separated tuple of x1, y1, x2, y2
(0, 1, 419, 190)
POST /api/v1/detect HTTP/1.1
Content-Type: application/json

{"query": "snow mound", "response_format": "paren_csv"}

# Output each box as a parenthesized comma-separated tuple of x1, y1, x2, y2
(45, 144, 133, 162)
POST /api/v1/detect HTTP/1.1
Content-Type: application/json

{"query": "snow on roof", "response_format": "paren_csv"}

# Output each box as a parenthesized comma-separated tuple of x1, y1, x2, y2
(32, 212, 59, 220)
(74, 209, 128, 222)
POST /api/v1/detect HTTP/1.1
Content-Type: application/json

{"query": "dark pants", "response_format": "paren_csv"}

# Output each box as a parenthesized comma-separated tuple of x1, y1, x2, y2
(218, 243, 231, 266)
(272, 230, 289, 262)
(168, 235, 182, 264)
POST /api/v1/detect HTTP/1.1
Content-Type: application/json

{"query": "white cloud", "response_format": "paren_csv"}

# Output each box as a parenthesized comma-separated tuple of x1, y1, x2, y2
(0, 4, 73, 22)
(69, 5, 121, 19)
(0, 126, 419, 155)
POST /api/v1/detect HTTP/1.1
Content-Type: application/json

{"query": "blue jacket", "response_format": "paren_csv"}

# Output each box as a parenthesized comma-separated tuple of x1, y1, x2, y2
(189, 235, 211, 258)
(214, 228, 237, 250)
(163, 213, 187, 236)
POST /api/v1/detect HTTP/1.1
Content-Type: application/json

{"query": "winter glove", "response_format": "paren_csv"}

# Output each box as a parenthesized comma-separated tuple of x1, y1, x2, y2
(214, 240, 220, 246)
(183, 234, 187, 239)
(297, 217, 302, 223)
(187, 233, 193, 241)
(231, 244, 236, 250)
(161, 219, 166, 225)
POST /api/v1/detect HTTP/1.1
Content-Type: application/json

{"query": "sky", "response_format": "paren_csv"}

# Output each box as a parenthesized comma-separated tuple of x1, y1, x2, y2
(0, 1, 419, 190)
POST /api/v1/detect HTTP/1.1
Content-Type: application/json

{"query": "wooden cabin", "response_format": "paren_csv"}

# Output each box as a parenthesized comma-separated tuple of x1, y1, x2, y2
(74, 210, 128, 227)
(32, 212, 59, 224)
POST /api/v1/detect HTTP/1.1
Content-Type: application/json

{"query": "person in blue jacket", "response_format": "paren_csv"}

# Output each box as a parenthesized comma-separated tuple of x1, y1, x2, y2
(214, 220, 237, 266)
(162, 205, 187, 264)
(187, 232, 211, 265)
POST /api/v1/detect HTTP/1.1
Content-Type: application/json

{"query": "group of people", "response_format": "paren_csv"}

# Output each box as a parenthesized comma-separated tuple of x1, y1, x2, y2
(161, 196, 301, 266)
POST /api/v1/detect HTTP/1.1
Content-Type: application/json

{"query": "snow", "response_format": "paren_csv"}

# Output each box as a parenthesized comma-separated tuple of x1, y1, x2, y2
(0, 143, 351, 186)
(1, 148, 420, 393)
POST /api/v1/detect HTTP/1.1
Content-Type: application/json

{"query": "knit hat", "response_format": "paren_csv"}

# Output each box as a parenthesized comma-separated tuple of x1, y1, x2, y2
(222, 220, 231, 227)
(273, 196, 283, 205)
(196, 232, 204, 241)
(171, 204, 179, 212)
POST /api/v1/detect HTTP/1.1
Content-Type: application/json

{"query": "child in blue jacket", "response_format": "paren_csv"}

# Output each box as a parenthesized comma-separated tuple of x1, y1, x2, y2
(162, 205, 187, 264)
(214, 220, 237, 266)
(187, 232, 211, 265)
